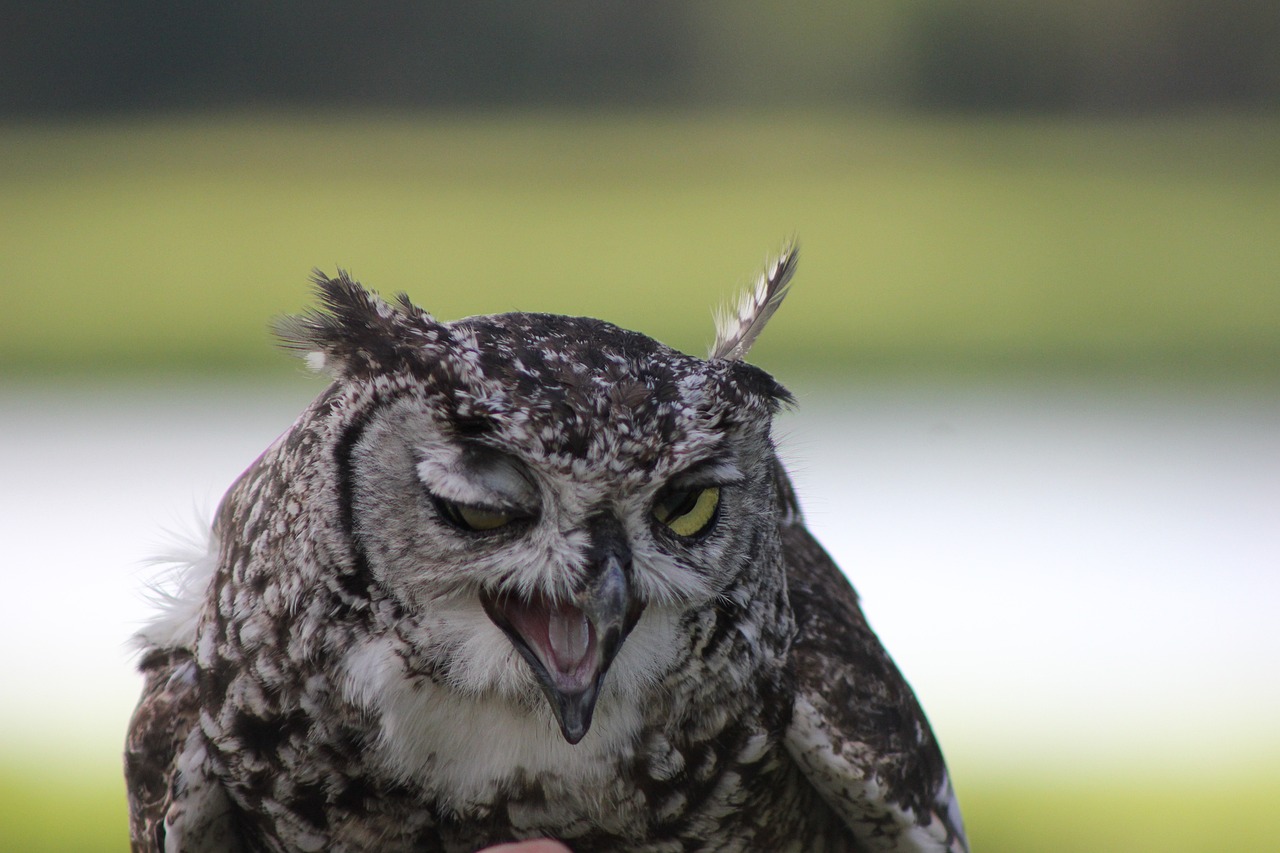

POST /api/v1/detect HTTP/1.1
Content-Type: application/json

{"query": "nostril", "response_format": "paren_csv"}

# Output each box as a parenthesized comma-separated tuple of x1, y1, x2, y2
(582, 512, 632, 580)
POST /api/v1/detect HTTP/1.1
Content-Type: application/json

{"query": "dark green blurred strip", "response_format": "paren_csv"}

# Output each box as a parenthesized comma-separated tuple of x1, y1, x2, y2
(2, 112, 1277, 382)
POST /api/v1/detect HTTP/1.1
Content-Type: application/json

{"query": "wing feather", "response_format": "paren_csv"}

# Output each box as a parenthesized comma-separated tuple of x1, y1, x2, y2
(775, 460, 969, 852)
(126, 648, 245, 852)
(125, 649, 201, 852)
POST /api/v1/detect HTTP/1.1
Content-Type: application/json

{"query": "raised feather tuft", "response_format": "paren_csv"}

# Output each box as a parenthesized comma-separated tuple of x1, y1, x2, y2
(709, 242, 798, 362)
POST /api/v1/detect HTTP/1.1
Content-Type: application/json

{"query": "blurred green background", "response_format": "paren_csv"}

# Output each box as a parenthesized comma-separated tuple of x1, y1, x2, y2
(3, 1, 1278, 382)
(2, 3, 1278, 851)
(3, 112, 1278, 382)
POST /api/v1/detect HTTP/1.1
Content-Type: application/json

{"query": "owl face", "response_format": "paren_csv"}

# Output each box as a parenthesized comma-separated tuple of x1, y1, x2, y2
(290, 294, 790, 744)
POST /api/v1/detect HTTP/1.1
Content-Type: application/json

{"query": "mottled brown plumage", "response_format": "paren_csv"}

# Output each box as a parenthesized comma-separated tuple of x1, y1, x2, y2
(126, 247, 966, 852)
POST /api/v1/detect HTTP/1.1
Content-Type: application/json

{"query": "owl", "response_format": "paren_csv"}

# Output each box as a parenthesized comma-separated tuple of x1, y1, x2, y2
(125, 246, 968, 853)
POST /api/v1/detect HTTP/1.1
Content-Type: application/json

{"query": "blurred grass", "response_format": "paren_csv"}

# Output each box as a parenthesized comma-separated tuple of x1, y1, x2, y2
(1, 110, 1277, 380)
(1, 757, 128, 852)
(4, 754, 1277, 852)
(962, 766, 1280, 852)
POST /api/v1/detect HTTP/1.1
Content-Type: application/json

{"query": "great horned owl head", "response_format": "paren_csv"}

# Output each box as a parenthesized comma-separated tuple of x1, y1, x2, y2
(267, 250, 795, 747)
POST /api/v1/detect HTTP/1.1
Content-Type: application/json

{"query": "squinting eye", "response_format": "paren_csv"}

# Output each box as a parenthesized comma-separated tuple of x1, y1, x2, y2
(653, 486, 721, 538)
(433, 497, 517, 533)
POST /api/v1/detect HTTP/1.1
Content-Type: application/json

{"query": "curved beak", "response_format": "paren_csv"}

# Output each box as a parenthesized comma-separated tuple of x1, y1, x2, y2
(482, 516, 643, 744)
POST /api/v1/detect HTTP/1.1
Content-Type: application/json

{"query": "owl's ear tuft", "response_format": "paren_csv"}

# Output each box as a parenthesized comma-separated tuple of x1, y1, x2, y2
(730, 362, 795, 413)
(709, 241, 798, 362)
(275, 270, 445, 378)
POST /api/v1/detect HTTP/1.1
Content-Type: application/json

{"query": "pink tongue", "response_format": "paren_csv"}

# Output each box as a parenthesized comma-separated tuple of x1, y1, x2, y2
(506, 596, 595, 679)
(547, 605, 592, 674)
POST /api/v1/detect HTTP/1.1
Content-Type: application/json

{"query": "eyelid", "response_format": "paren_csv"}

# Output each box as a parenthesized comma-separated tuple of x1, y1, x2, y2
(420, 477, 537, 516)
(436, 494, 524, 516)
(667, 458, 743, 490)
(459, 443, 540, 501)
(416, 447, 540, 517)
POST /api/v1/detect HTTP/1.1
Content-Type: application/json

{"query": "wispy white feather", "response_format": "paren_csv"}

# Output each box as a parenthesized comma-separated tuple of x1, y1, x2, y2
(133, 514, 219, 654)
(709, 242, 799, 361)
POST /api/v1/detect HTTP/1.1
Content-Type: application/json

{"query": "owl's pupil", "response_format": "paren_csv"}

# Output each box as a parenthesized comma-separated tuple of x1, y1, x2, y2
(652, 486, 721, 539)
(660, 490, 700, 521)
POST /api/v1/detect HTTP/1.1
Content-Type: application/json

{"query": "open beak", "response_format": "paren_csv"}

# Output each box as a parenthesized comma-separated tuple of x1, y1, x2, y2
(481, 519, 643, 744)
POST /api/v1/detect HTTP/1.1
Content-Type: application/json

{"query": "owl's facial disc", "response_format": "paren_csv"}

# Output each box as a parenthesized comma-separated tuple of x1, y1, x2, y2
(480, 515, 643, 744)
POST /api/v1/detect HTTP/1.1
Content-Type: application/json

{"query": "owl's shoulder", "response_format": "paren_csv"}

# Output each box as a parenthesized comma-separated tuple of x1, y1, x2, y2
(778, 466, 968, 852)
(125, 648, 202, 851)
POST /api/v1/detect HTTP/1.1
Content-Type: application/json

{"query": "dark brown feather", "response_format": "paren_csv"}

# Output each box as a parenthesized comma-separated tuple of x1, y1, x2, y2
(125, 649, 201, 853)
(778, 465, 968, 851)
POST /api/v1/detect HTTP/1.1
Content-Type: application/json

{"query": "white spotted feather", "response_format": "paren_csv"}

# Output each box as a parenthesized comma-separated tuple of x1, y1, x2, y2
(709, 242, 799, 362)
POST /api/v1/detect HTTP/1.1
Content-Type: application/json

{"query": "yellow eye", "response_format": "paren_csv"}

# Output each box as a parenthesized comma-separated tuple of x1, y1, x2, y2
(653, 486, 721, 538)
(435, 498, 516, 532)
